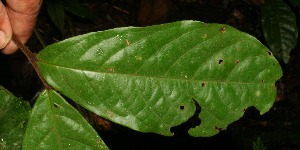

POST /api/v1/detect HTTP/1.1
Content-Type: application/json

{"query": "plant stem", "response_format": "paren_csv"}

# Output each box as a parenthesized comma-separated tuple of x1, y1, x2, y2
(12, 35, 52, 90)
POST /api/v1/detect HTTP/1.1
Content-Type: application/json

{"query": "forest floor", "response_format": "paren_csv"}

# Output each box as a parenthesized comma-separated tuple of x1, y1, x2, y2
(1, 0, 300, 149)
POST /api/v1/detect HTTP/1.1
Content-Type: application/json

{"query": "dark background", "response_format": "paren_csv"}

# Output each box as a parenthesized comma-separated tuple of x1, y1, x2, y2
(1, 0, 300, 149)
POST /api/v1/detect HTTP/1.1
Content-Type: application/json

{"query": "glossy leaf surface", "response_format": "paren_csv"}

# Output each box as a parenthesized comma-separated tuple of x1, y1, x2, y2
(37, 20, 282, 136)
(22, 90, 108, 149)
(0, 86, 31, 150)
(262, 0, 298, 63)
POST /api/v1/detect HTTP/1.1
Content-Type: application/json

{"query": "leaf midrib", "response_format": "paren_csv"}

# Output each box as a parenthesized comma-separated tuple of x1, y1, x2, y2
(39, 62, 273, 85)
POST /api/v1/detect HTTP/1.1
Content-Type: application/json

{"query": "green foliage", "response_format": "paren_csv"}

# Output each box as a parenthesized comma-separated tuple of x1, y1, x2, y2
(37, 21, 282, 137)
(261, 0, 298, 63)
(0, 86, 31, 150)
(0, 21, 282, 149)
(45, 0, 93, 36)
(22, 90, 108, 149)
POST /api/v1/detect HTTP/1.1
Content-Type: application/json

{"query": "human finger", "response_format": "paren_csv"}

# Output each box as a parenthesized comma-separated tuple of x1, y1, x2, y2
(2, 0, 42, 54)
(0, 1, 12, 52)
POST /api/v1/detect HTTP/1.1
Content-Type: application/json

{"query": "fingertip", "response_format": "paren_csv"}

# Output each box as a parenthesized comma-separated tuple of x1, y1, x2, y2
(0, 30, 15, 54)
(0, 30, 7, 49)
(1, 41, 18, 55)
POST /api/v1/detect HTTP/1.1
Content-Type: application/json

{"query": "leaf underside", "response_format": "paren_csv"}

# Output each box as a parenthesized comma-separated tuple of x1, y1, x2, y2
(37, 20, 282, 137)
(0, 86, 31, 150)
(22, 90, 108, 149)
(262, 0, 298, 63)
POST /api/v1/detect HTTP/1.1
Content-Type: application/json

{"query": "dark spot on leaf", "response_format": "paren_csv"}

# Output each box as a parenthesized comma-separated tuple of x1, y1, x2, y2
(171, 99, 201, 136)
(235, 60, 240, 64)
(218, 59, 224, 64)
(96, 138, 103, 144)
(267, 50, 273, 56)
(54, 103, 58, 108)
(180, 105, 185, 110)
(262, 80, 264, 83)
(215, 126, 223, 131)
(219, 27, 226, 33)
(201, 82, 205, 87)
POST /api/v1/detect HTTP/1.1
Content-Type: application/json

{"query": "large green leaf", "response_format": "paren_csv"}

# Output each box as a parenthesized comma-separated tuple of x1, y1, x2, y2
(261, 0, 298, 63)
(37, 20, 282, 137)
(22, 90, 108, 149)
(0, 86, 31, 150)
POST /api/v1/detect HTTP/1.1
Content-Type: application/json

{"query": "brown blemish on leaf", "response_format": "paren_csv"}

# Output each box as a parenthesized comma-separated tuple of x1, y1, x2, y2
(126, 39, 130, 46)
(107, 68, 115, 72)
(201, 82, 205, 87)
(219, 27, 226, 33)
(235, 60, 240, 64)
(96, 138, 103, 144)
(107, 110, 115, 118)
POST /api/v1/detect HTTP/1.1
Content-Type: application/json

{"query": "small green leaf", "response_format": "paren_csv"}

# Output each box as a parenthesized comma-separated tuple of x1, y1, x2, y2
(45, 0, 65, 35)
(37, 21, 282, 137)
(22, 90, 108, 149)
(0, 86, 31, 150)
(261, 0, 298, 63)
